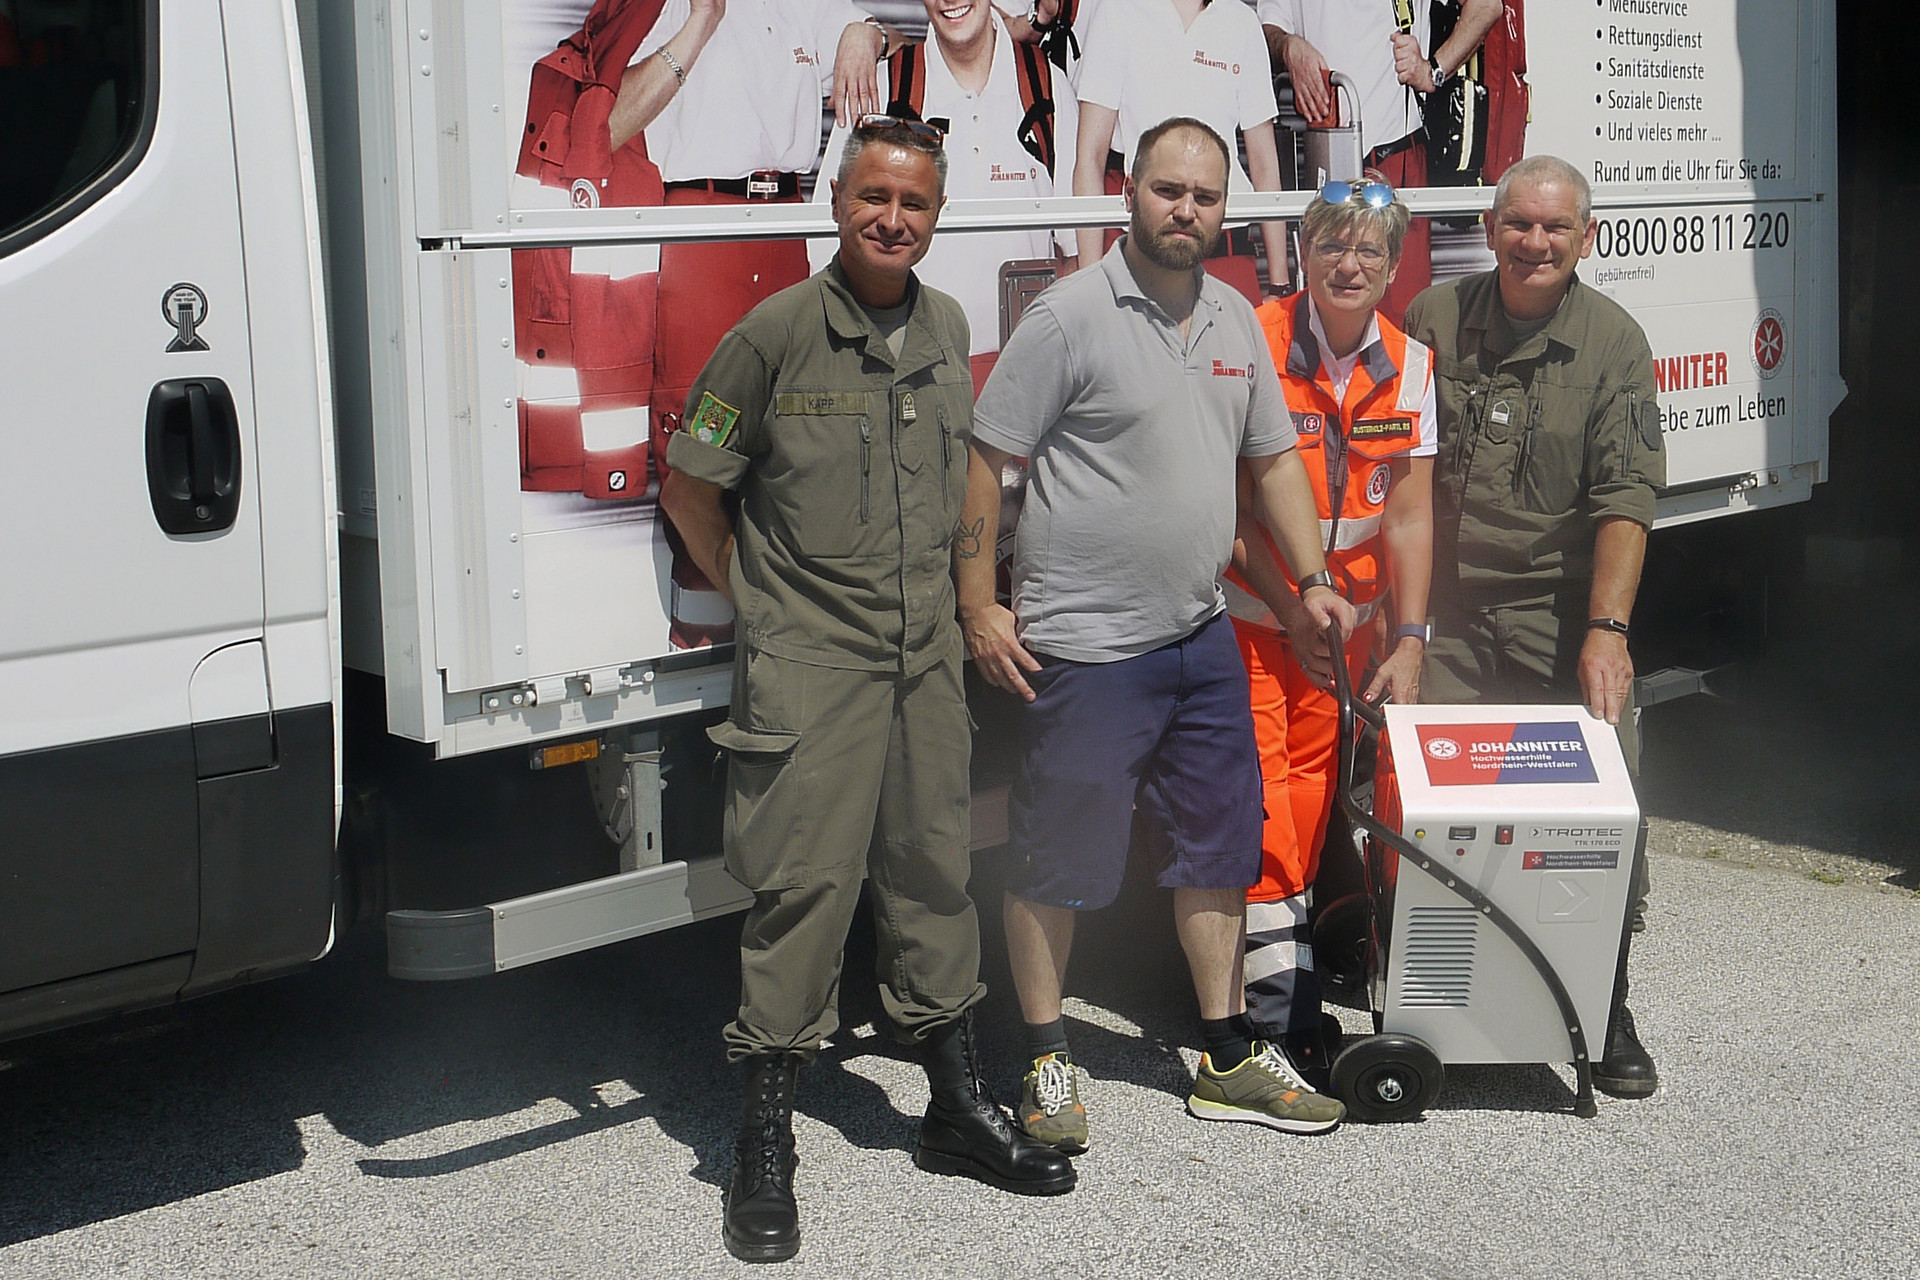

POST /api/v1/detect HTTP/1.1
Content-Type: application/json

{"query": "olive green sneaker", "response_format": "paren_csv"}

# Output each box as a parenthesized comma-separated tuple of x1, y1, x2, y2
(1017, 1052, 1088, 1155)
(1186, 1041, 1345, 1134)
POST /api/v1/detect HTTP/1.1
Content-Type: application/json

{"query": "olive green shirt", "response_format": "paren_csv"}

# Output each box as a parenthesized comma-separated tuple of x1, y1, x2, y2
(664, 258, 974, 674)
(1403, 270, 1666, 606)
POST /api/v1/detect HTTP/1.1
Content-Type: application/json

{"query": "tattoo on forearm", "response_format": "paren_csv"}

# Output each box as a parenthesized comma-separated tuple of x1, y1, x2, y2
(955, 515, 985, 560)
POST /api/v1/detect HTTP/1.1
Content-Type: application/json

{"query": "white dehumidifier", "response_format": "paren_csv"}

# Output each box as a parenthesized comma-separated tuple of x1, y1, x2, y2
(1326, 660, 1641, 1121)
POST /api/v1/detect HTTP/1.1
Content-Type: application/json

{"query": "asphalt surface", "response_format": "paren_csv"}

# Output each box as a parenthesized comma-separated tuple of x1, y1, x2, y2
(2, 834, 1916, 1280)
(7, 573, 1919, 1280)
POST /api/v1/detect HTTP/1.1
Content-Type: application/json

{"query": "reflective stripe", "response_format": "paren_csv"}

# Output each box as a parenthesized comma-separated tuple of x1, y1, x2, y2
(579, 405, 649, 450)
(1247, 895, 1310, 934)
(1323, 513, 1383, 551)
(521, 362, 581, 402)
(1223, 575, 1279, 629)
(1222, 576, 1379, 633)
(672, 582, 735, 627)
(1243, 940, 1312, 983)
(1397, 339, 1431, 414)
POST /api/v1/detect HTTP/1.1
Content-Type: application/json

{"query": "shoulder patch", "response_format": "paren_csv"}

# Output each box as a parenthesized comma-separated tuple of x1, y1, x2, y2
(688, 391, 742, 447)
(1637, 396, 1664, 452)
(1350, 416, 1414, 441)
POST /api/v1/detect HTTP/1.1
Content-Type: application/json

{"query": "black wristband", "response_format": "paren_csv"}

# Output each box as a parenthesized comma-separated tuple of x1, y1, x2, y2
(1587, 616, 1631, 637)
(1296, 570, 1336, 596)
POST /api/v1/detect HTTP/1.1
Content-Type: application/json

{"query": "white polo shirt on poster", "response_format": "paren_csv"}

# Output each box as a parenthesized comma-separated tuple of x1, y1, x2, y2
(1074, 0, 1279, 192)
(1257, 0, 1426, 155)
(812, 13, 1080, 356)
(633, 0, 865, 181)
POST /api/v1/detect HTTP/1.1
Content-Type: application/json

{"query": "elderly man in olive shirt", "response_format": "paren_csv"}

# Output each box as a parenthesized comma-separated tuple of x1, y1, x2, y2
(660, 118, 1072, 1266)
(1404, 154, 1666, 1100)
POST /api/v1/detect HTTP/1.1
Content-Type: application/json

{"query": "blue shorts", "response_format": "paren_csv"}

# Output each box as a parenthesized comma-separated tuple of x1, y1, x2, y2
(1006, 611, 1264, 910)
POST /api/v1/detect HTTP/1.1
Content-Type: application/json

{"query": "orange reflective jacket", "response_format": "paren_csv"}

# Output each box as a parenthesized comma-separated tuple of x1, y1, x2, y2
(1225, 293, 1430, 631)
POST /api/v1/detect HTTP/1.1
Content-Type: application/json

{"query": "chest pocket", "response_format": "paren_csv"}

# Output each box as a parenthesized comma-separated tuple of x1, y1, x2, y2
(895, 373, 973, 532)
(1431, 356, 1484, 478)
(763, 387, 875, 558)
(1513, 378, 1593, 516)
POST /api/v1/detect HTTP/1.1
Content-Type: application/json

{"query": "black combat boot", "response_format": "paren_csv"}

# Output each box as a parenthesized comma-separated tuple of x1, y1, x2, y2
(723, 1053, 803, 1262)
(1592, 945, 1658, 1098)
(914, 1010, 1077, 1195)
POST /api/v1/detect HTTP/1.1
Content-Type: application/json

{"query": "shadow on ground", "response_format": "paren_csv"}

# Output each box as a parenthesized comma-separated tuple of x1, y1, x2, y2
(1637, 578, 1920, 888)
(0, 853, 1208, 1247)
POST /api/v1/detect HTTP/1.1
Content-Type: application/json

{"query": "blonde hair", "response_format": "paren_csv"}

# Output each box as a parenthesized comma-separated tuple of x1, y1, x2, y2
(1301, 189, 1412, 265)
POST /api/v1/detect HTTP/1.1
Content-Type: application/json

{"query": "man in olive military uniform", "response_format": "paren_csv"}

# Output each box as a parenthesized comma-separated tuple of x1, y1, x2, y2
(659, 117, 1073, 1266)
(1403, 153, 1665, 1100)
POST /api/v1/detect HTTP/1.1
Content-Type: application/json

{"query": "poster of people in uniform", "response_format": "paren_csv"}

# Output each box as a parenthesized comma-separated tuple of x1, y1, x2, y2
(478, 0, 1819, 672)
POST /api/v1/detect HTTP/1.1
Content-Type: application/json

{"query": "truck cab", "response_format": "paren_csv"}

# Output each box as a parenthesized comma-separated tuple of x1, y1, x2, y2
(0, 0, 338, 1038)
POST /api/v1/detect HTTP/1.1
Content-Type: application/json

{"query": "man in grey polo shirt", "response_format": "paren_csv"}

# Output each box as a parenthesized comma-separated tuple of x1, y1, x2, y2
(956, 117, 1357, 1151)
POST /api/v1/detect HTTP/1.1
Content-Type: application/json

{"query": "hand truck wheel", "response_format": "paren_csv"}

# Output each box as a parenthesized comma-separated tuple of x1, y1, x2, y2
(1331, 1032, 1444, 1123)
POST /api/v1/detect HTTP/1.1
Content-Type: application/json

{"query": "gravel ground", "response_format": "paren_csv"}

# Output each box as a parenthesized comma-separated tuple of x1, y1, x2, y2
(2, 844, 1916, 1280)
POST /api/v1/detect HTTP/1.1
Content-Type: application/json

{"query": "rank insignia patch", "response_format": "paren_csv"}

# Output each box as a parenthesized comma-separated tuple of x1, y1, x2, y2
(689, 391, 741, 447)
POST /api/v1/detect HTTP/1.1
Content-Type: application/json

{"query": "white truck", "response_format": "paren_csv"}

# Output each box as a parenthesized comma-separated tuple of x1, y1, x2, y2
(0, 0, 1840, 1042)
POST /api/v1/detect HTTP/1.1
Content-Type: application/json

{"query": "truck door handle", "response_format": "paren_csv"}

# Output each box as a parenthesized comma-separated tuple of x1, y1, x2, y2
(146, 378, 242, 534)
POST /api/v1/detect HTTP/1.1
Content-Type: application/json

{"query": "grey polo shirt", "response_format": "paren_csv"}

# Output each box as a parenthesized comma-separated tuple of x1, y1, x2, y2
(974, 241, 1296, 662)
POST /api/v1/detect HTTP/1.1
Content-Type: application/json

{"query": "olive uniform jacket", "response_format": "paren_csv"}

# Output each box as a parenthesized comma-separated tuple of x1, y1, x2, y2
(1403, 270, 1666, 607)
(664, 259, 975, 675)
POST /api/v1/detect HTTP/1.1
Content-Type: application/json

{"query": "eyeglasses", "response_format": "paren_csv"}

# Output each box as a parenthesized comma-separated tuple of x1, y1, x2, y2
(854, 113, 945, 145)
(1318, 179, 1396, 208)
(1312, 239, 1390, 268)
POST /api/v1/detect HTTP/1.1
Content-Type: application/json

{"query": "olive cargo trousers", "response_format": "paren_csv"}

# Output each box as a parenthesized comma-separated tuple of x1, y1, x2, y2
(710, 646, 986, 1061)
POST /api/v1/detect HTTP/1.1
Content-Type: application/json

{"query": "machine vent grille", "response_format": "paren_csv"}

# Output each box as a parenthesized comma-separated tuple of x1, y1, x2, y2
(1400, 906, 1476, 1007)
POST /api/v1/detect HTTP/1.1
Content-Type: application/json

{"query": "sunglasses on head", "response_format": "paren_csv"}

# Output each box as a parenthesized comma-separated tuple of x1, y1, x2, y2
(1318, 180, 1396, 208)
(854, 113, 946, 145)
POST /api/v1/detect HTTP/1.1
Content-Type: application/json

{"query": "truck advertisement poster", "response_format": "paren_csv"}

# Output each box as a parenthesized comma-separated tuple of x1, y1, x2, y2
(401, 0, 1835, 701)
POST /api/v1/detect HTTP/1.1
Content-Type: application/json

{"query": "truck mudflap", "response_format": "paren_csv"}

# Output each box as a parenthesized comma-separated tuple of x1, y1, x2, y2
(386, 856, 752, 980)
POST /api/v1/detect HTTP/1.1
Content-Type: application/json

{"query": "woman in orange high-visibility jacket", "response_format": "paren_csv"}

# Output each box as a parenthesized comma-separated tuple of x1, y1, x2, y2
(1224, 179, 1434, 1089)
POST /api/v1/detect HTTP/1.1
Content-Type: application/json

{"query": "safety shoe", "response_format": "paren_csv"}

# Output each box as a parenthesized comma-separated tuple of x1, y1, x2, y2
(1186, 1041, 1346, 1134)
(1017, 1052, 1089, 1155)
(1593, 1004, 1659, 1098)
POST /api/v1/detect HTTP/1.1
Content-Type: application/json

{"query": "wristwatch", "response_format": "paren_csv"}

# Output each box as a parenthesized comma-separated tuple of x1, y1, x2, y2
(1586, 616, 1632, 637)
(865, 14, 890, 61)
(1428, 54, 1449, 90)
(1296, 570, 1336, 597)
(1394, 622, 1432, 645)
